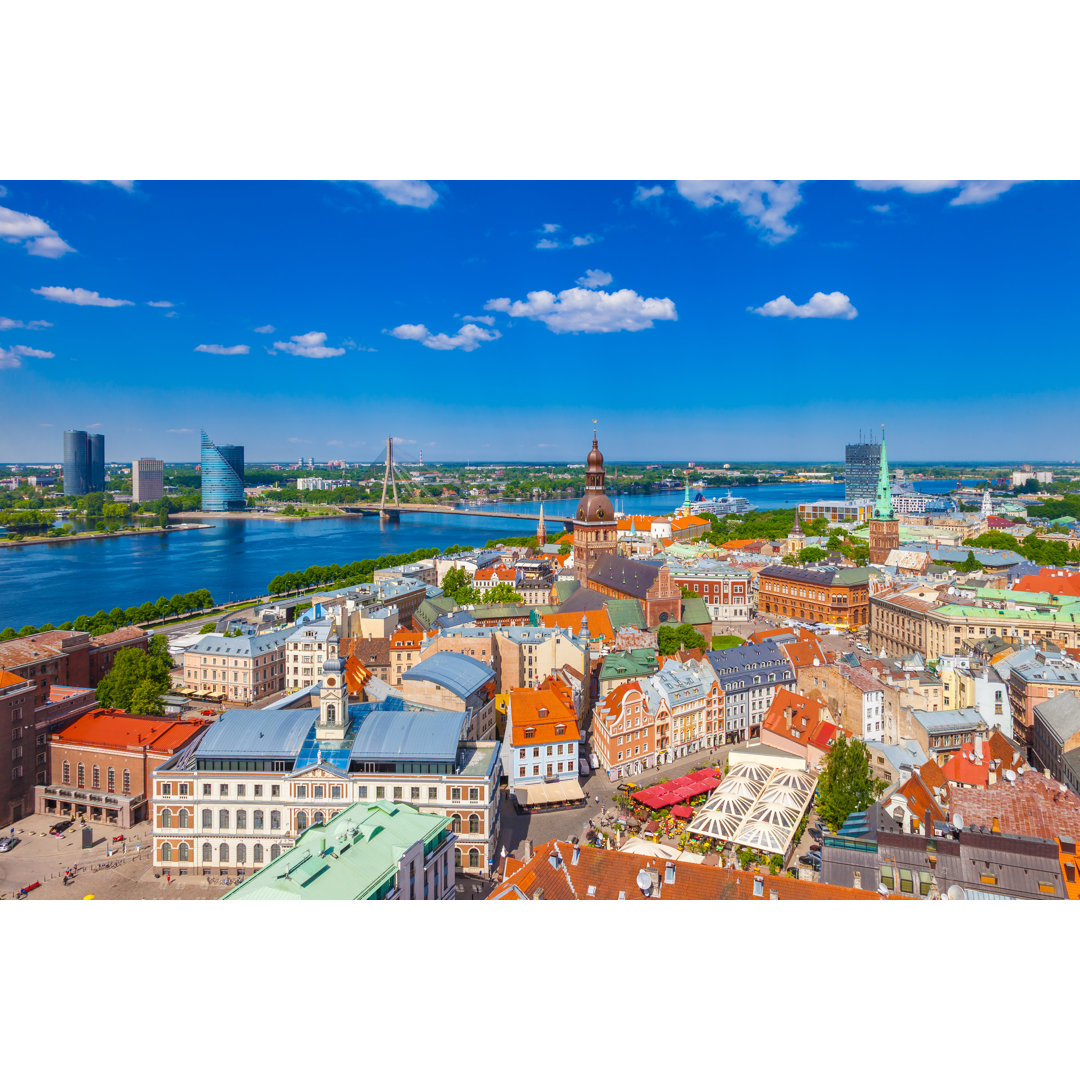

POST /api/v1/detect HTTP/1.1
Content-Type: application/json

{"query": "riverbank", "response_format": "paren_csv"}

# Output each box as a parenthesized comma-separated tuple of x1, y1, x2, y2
(0, 522, 215, 548)
(171, 510, 344, 523)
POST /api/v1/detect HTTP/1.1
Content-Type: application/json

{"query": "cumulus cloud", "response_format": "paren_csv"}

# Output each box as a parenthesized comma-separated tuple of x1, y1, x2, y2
(537, 229, 599, 250)
(535, 238, 560, 250)
(0, 344, 54, 367)
(633, 184, 665, 202)
(0, 317, 51, 330)
(0, 205, 76, 258)
(360, 180, 439, 208)
(571, 235, 596, 246)
(675, 180, 803, 242)
(542, 223, 561, 233)
(389, 322, 500, 352)
(70, 180, 136, 192)
(461, 314, 495, 325)
(195, 343, 250, 355)
(0, 350, 23, 370)
(855, 180, 1023, 205)
(485, 287, 677, 334)
(272, 331, 346, 358)
(253, 324, 275, 334)
(32, 286, 132, 307)
(146, 300, 174, 308)
(576, 269, 613, 289)
(750, 291, 858, 320)
(341, 337, 377, 353)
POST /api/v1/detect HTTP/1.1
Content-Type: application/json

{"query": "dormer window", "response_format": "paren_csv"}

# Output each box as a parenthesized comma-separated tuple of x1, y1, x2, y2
(556, 724, 566, 736)
(524, 727, 535, 739)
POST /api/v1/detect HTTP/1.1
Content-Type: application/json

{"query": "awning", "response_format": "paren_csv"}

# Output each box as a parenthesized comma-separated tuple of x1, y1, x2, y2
(514, 779, 586, 805)
(671, 804, 695, 820)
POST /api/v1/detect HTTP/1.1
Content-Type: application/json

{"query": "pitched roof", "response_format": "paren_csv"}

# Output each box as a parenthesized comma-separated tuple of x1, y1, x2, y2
(940, 744, 991, 787)
(508, 685, 580, 746)
(52, 708, 207, 755)
(491, 839, 878, 901)
(0, 669, 29, 690)
(762, 688, 837, 751)
(949, 768, 1080, 841)
(340, 635, 391, 669)
(557, 586, 610, 613)
(89, 626, 149, 647)
(587, 554, 662, 600)
(540, 609, 613, 643)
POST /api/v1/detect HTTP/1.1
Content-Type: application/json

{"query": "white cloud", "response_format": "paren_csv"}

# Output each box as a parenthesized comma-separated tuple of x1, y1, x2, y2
(195, 343, 250, 355)
(576, 269, 613, 289)
(0, 317, 51, 330)
(675, 180, 803, 243)
(461, 314, 495, 325)
(71, 180, 136, 192)
(8, 344, 54, 359)
(750, 291, 858, 320)
(0, 350, 23, 370)
(253, 324, 276, 334)
(341, 337, 377, 353)
(633, 184, 665, 202)
(570, 235, 596, 246)
(32, 286, 132, 307)
(541, 223, 561, 233)
(389, 322, 500, 352)
(271, 331, 345, 358)
(165, 310, 178, 318)
(855, 180, 1023, 205)
(287, 436, 312, 444)
(146, 300, 174, 308)
(0, 205, 76, 258)
(485, 287, 677, 334)
(535, 238, 560, 250)
(360, 180, 439, 208)
(167, 428, 194, 434)
(870, 204, 891, 214)
(0, 343, 53, 368)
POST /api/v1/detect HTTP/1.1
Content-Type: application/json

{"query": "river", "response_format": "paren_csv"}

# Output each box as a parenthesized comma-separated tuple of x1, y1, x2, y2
(0, 479, 961, 630)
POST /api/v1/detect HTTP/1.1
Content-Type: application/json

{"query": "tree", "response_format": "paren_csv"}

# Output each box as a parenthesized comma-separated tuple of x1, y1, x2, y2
(558, 543, 571, 555)
(96, 635, 173, 713)
(815, 732, 886, 832)
(485, 583, 524, 604)
(441, 566, 473, 598)
(960, 550, 982, 573)
(798, 546, 828, 564)
(680, 585, 698, 599)
(657, 623, 708, 656)
(129, 678, 166, 716)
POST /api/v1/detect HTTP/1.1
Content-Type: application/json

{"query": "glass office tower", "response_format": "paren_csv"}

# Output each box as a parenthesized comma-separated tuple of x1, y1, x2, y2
(63, 429, 91, 496)
(88, 432, 105, 492)
(844, 441, 881, 502)
(200, 431, 246, 511)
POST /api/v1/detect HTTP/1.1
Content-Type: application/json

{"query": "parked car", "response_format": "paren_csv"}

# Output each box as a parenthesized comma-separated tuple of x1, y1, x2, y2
(808, 825, 823, 842)
(798, 853, 821, 869)
(808, 843, 821, 854)
(0, 836, 20, 853)
(589, 753, 599, 769)
(49, 819, 75, 836)
(578, 758, 591, 777)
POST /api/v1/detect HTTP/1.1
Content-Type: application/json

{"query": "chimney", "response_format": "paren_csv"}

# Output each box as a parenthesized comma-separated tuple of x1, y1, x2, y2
(974, 733, 983, 764)
(924, 808, 932, 837)
(525, 839, 534, 860)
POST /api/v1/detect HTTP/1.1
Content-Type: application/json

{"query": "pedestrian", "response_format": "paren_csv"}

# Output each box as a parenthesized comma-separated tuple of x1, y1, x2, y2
(166, 872, 171, 884)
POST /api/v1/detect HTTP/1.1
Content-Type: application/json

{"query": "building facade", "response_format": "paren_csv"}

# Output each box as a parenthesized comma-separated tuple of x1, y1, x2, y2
(573, 431, 618, 584)
(845, 440, 881, 502)
(504, 683, 582, 795)
(757, 565, 871, 628)
(669, 564, 753, 622)
(88, 432, 105, 493)
(62, 429, 91, 496)
(592, 680, 655, 779)
(132, 458, 164, 503)
(868, 434, 900, 565)
(285, 620, 340, 691)
(182, 627, 291, 702)
(706, 640, 795, 743)
(200, 430, 246, 511)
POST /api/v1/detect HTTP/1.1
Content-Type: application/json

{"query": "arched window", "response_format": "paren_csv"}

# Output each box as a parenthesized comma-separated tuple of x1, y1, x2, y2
(253, 843, 264, 862)
(77, 762, 85, 787)
(468, 813, 480, 834)
(295, 811, 308, 831)
(161, 808, 172, 828)
(270, 810, 281, 830)
(202, 809, 212, 829)
(236, 843, 247, 864)
(451, 814, 462, 833)
(253, 810, 264, 830)
(92, 765, 100, 790)
(62, 761, 70, 784)
(122, 769, 130, 794)
(236, 809, 247, 830)
(219, 842, 229, 864)
(468, 847, 480, 868)
(313, 811, 324, 825)
(202, 843, 212, 863)
(107, 767, 115, 793)
(160, 841, 172, 862)
(326, 704, 336, 725)
(219, 809, 229, 829)
(271, 844, 281, 860)
(178, 842, 190, 862)
(178, 809, 190, 829)
(454, 847, 462, 869)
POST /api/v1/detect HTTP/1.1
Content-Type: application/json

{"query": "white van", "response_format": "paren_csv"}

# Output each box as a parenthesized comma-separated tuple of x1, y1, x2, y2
(579, 757, 591, 776)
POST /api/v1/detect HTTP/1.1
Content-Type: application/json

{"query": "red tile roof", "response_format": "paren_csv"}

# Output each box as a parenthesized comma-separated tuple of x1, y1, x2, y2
(762, 688, 837, 751)
(897, 772, 948, 822)
(509, 685, 580, 746)
(1014, 569, 1080, 597)
(540, 609, 614, 643)
(949, 769, 1080, 841)
(0, 669, 29, 690)
(940, 743, 991, 787)
(90, 626, 149, 647)
(491, 840, 879, 900)
(51, 708, 208, 755)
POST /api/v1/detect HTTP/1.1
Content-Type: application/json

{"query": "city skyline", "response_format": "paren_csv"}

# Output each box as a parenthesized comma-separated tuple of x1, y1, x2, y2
(2, 179, 1078, 462)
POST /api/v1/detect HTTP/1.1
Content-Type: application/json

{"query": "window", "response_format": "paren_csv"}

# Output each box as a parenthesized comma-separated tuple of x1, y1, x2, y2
(918, 871, 933, 897)
(898, 868, 914, 895)
(469, 813, 481, 834)
(469, 786, 480, 802)
(178, 809, 190, 828)
(410, 786, 420, 800)
(92, 765, 100, 790)
(253, 844, 264, 863)
(271, 844, 281, 860)
(331, 785, 342, 800)
(62, 760, 70, 784)
(313, 811, 324, 825)
(202, 809, 212, 828)
(468, 848, 480, 868)
(295, 811, 308, 831)
(357, 786, 368, 799)
(295, 784, 307, 799)
(237, 784, 246, 797)
(202, 783, 211, 796)
(236, 843, 246, 864)
(428, 787, 437, 801)
(202, 842, 212, 863)
(253, 810, 263, 830)
(219, 784, 228, 797)
(219, 809, 229, 829)
(236, 810, 247, 830)
(270, 810, 281, 829)
(253, 784, 263, 797)
(452, 814, 462, 833)
(160, 781, 171, 796)
(393, 786, 403, 800)
(161, 809, 172, 828)
(107, 767, 115, 793)
(178, 842, 190, 862)
(879, 864, 895, 891)
(518, 748, 526, 760)
(376, 786, 385, 799)
(451, 787, 461, 802)
(313, 785, 324, 799)
(518, 766, 525, 777)
(454, 847, 462, 869)
(160, 841, 172, 862)
(271, 785, 280, 797)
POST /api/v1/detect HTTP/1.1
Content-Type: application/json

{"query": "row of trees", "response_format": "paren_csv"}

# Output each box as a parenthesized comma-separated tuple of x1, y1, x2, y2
(0, 589, 215, 641)
(96, 636, 175, 716)
(963, 529, 1079, 567)
(266, 548, 442, 597)
(439, 566, 523, 606)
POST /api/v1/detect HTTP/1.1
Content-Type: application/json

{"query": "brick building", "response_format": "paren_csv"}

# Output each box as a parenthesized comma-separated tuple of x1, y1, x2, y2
(669, 564, 753, 622)
(757, 565, 871, 628)
(592, 680, 655, 780)
(34, 708, 208, 827)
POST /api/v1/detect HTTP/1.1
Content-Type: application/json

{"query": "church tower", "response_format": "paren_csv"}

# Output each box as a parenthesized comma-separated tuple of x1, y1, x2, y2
(573, 428, 617, 584)
(981, 488, 993, 519)
(786, 511, 806, 555)
(536, 500, 547, 549)
(316, 655, 348, 741)
(868, 428, 900, 565)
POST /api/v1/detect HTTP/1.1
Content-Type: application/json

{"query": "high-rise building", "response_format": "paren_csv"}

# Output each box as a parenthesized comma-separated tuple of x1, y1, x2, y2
(62, 429, 90, 496)
(844, 439, 881, 502)
(132, 458, 164, 503)
(200, 431, 246, 511)
(88, 432, 105, 492)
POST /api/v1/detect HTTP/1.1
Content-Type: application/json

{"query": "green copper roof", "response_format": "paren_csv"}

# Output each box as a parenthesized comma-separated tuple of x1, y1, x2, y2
(934, 602, 1080, 623)
(222, 800, 451, 901)
(874, 433, 893, 520)
(604, 598, 646, 629)
(681, 595, 711, 625)
(599, 649, 659, 682)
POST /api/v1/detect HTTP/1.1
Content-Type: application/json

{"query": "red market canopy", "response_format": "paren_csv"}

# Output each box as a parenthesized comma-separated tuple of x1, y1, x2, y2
(631, 768, 720, 810)
(670, 804, 695, 820)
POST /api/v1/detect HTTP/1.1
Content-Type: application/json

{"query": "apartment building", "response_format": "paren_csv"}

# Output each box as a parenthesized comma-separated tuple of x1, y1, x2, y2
(182, 627, 291, 703)
(668, 563, 753, 622)
(592, 680, 655, 780)
(705, 641, 795, 744)
(284, 620, 340, 691)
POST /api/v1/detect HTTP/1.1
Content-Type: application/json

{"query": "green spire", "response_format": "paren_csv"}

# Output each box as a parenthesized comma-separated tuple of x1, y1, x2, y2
(874, 428, 893, 519)
(683, 475, 691, 510)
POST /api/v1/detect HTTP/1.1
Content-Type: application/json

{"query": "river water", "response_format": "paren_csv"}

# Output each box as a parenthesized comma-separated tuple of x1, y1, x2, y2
(0, 480, 961, 630)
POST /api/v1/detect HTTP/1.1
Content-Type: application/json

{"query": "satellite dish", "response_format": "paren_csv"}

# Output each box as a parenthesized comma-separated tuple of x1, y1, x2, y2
(952, 813, 964, 830)
(635, 869, 652, 895)
(946, 884, 967, 901)
(877, 883, 889, 896)
(1004, 769, 1016, 782)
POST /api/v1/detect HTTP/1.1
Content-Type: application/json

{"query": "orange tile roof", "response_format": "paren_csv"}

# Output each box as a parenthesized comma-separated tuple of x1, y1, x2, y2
(601, 680, 643, 712)
(722, 538, 767, 550)
(509, 686, 580, 746)
(940, 743, 992, 787)
(51, 708, 207, 754)
(540, 608, 614, 643)
(390, 629, 423, 650)
(672, 514, 709, 528)
(0, 669, 29, 690)
(491, 840, 880, 901)
(1014, 569, 1080, 597)
(897, 772, 948, 822)
(344, 654, 373, 694)
(916, 757, 948, 792)
(762, 688, 837, 751)
(617, 515, 659, 532)
(475, 566, 518, 581)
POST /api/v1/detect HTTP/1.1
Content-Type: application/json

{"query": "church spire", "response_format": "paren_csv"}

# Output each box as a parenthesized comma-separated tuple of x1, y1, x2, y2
(874, 425, 893, 520)
(536, 499, 547, 548)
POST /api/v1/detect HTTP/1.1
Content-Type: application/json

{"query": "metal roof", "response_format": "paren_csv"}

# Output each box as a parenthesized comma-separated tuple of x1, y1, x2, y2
(195, 707, 318, 759)
(350, 709, 468, 762)
(187, 626, 293, 657)
(401, 652, 495, 701)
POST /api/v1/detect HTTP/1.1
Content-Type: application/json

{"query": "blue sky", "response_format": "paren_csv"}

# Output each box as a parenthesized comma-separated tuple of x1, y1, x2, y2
(1, 179, 1076, 464)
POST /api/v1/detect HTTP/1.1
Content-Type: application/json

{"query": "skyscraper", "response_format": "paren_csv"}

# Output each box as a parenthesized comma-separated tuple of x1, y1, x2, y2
(844, 439, 881, 501)
(132, 458, 164, 503)
(62, 429, 90, 496)
(200, 431, 246, 511)
(88, 432, 105, 492)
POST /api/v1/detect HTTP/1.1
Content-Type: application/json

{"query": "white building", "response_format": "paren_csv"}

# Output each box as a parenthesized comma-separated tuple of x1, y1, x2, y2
(285, 620, 340, 691)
